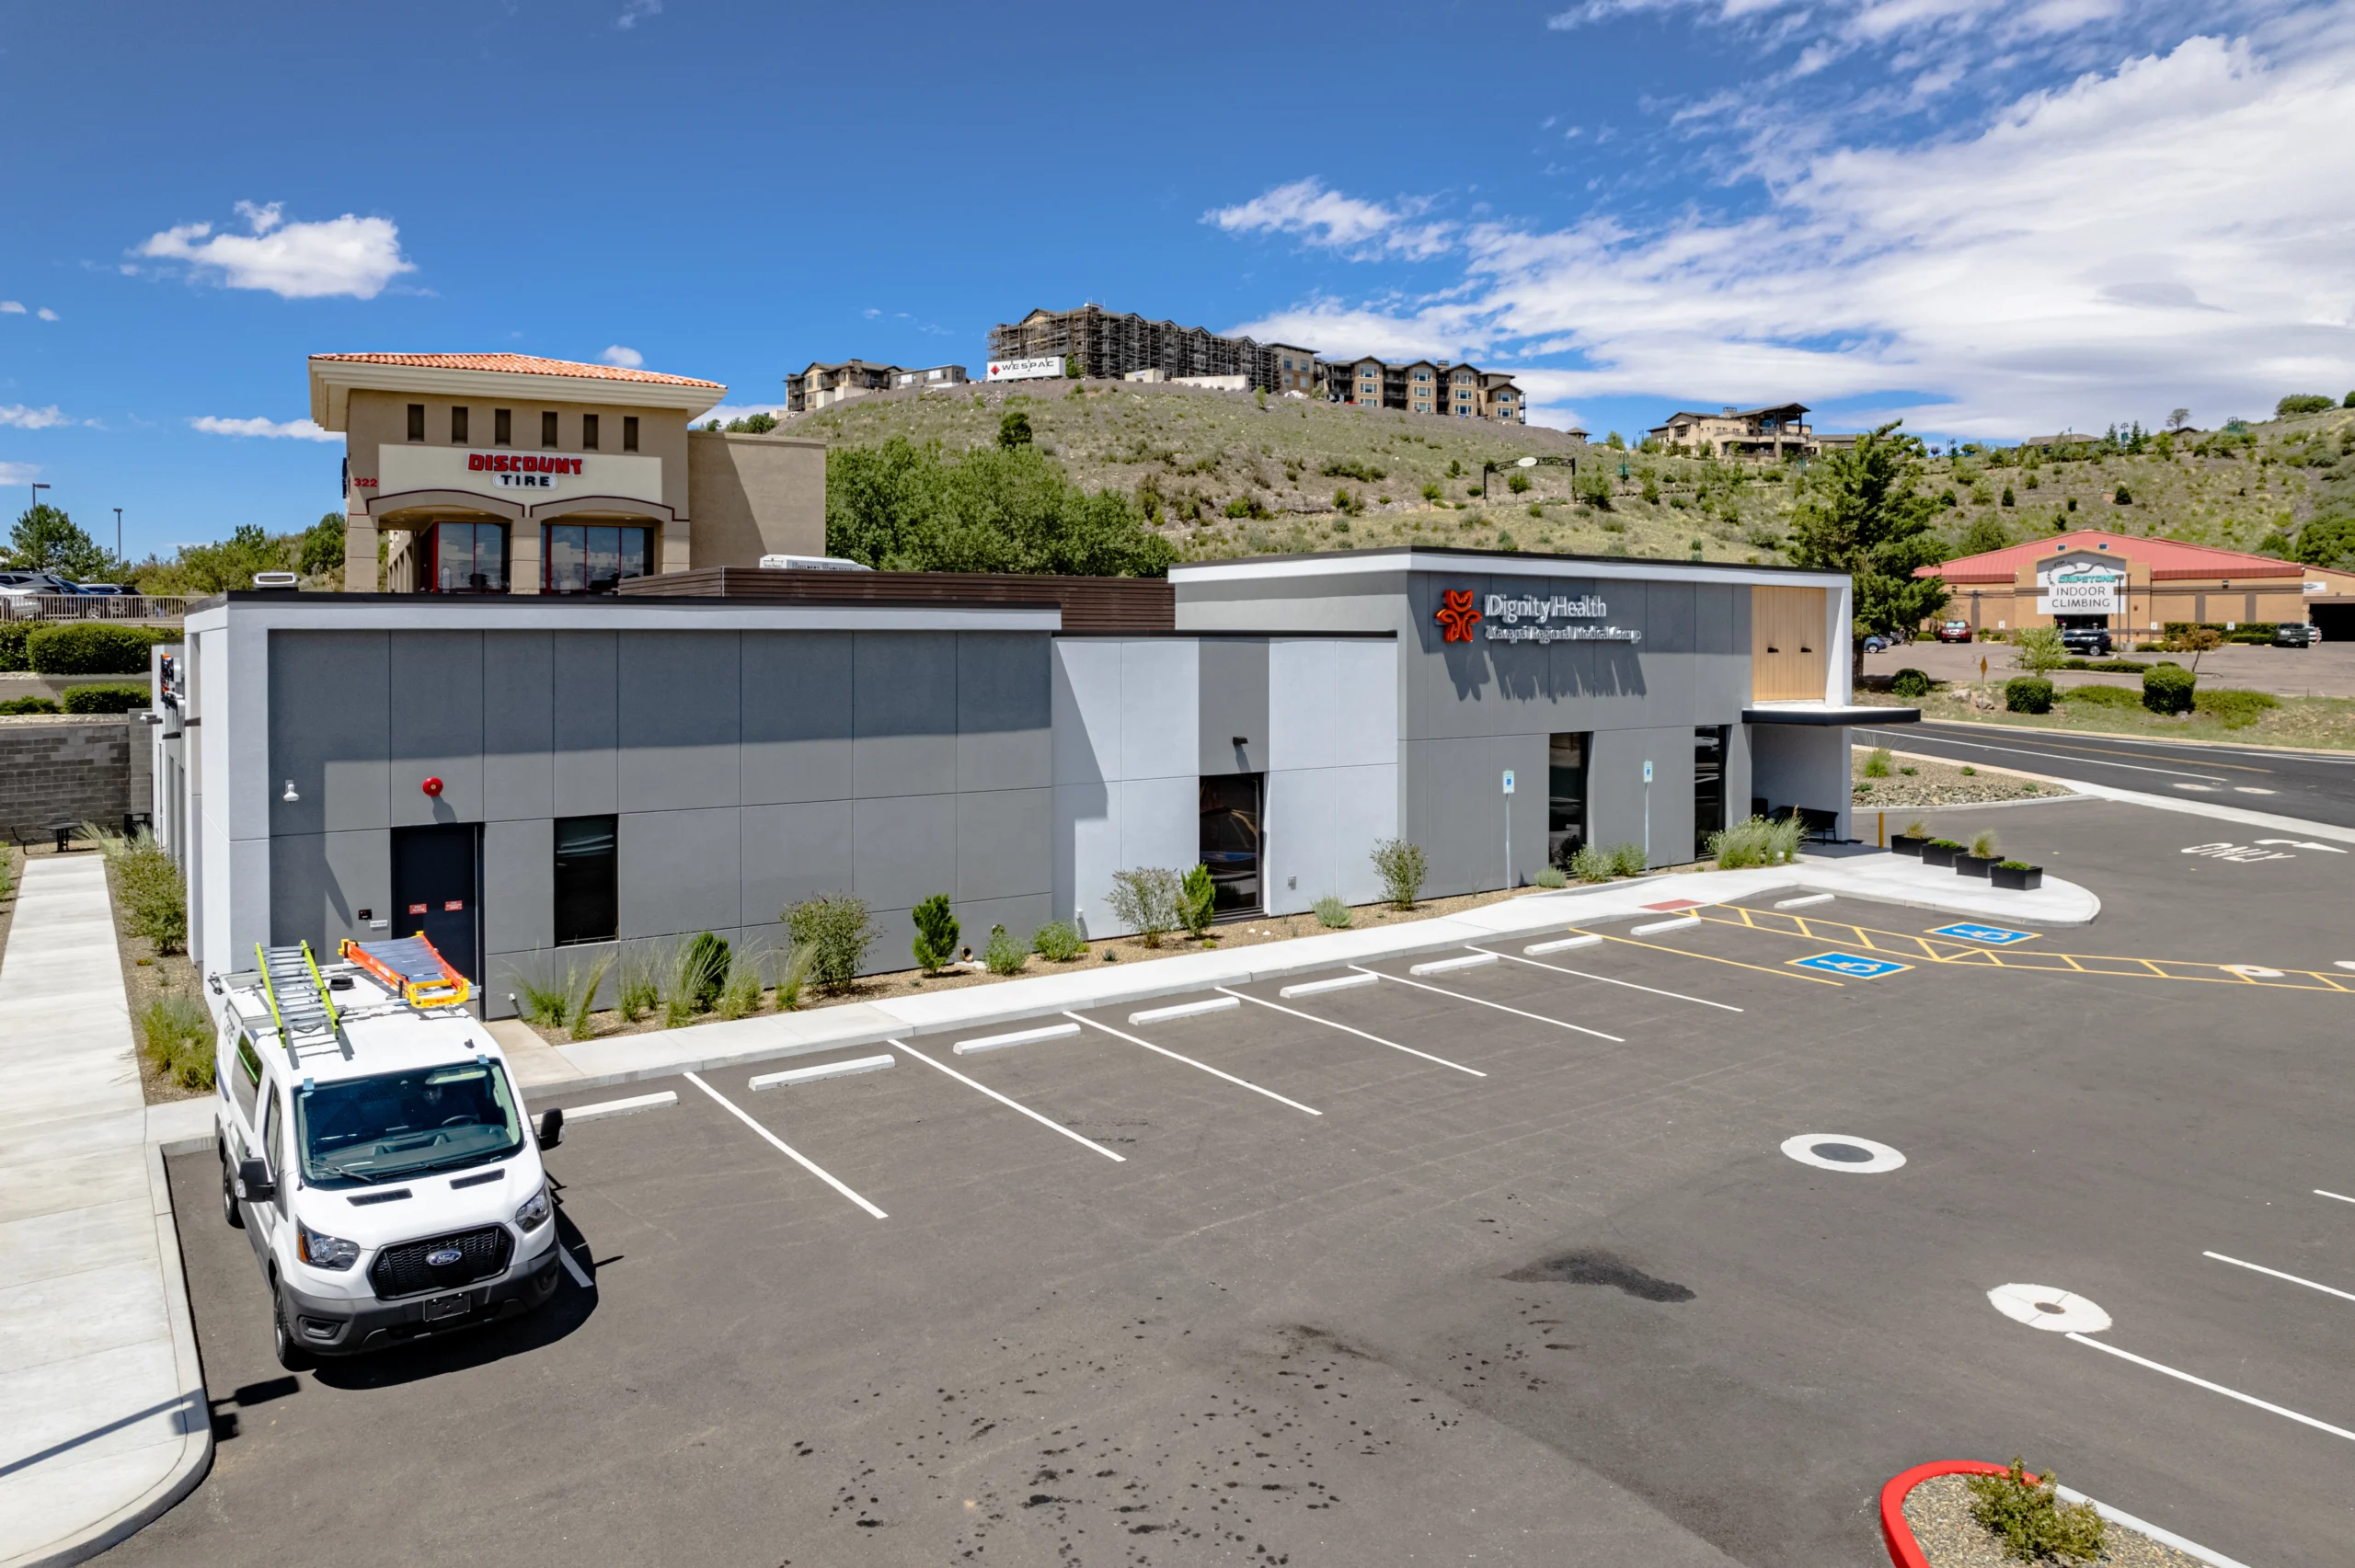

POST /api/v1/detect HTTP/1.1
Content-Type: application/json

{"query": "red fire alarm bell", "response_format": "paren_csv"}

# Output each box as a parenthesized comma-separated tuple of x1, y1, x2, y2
(421, 776, 444, 797)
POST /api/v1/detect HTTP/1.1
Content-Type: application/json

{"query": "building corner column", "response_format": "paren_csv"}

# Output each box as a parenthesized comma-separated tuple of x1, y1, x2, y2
(343, 508, 379, 593)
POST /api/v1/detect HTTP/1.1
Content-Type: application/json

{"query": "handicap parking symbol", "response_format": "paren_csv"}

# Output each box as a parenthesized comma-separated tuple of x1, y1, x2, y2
(1926, 922, 2038, 946)
(1790, 952, 1911, 979)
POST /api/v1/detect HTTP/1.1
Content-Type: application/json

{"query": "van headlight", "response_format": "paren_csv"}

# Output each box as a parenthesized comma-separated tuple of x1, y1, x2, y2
(513, 1184, 551, 1232)
(296, 1219, 361, 1271)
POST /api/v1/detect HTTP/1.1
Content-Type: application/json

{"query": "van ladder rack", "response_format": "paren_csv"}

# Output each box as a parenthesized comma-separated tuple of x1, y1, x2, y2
(339, 935, 472, 1010)
(255, 941, 350, 1067)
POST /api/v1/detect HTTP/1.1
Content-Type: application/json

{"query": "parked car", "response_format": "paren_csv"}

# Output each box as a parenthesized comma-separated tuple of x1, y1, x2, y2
(2060, 625, 2112, 657)
(2273, 623, 2316, 647)
(1862, 634, 1893, 654)
(73, 582, 126, 597)
(1935, 620, 1973, 644)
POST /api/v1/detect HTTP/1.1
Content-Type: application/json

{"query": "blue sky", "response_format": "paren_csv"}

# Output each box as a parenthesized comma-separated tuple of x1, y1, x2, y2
(5, 0, 2350, 558)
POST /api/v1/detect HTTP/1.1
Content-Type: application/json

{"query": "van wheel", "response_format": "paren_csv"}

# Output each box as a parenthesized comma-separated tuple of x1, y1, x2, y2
(221, 1157, 245, 1230)
(270, 1283, 315, 1372)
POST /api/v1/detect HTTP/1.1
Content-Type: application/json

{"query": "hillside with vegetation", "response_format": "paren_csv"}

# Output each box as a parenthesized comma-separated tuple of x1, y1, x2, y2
(778, 381, 2355, 571)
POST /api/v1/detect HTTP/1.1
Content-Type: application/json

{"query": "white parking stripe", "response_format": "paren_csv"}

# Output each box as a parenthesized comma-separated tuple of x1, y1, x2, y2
(2316, 1189, 2355, 1206)
(890, 1039, 1126, 1162)
(1351, 966, 1626, 1042)
(1466, 946, 1741, 1013)
(2066, 1332, 2355, 1442)
(2204, 1250, 2355, 1304)
(557, 1244, 593, 1289)
(683, 1071, 889, 1219)
(1214, 987, 1486, 1077)
(1064, 1012, 1323, 1116)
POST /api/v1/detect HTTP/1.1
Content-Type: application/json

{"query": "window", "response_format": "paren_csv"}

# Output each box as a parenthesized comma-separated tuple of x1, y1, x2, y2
(407, 403, 425, 442)
(232, 1036, 262, 1122)
(1547, 734, 1589, 868)
(553, 815, 618, 945)
(622, 416, 639, 452)
(297, 1061, 523, 1187)
(494, 408, 512, 445)
(542, 410, 559, 448)
(262, 1092, 284, 1185)
(581, 413, 599, 450)
(426, 521, 509, 593)
(1694, 726, 1728, 857)
(542, 523, 654, 594)
(451, 406, 469, 443)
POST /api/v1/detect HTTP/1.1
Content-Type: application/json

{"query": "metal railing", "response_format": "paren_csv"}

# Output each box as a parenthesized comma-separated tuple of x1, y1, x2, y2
(0, 594, 189, 624)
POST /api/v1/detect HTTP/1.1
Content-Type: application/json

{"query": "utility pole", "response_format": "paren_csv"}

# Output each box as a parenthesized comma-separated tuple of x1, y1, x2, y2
(114, 508, 123, 567)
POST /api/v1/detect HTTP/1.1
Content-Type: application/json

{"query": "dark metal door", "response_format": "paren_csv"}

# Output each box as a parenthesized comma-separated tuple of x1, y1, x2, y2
(390, 823, 482, 980)
(1198, 774, 1263, 917)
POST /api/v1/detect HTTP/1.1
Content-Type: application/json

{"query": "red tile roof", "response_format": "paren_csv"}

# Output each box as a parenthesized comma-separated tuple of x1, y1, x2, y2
(308, 352, 722, 389)
(1919, 530, 2305, 581)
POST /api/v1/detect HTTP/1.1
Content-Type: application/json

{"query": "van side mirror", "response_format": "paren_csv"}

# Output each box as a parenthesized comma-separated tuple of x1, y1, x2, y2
(537, 1108, 564, 1150)
(236, 1158, 276, 1202)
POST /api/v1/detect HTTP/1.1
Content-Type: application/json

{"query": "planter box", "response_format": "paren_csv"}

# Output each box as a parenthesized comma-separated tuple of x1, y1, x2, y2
(1952, 853, 1996, 878)
(1890, 834, 1925, 856)
(1921, 842, 1959, 867)
(1991, 863, 2043, 890)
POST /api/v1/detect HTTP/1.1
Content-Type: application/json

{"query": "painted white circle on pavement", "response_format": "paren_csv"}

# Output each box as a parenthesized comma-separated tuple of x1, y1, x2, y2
(1987, 1282, 2110, 1333)
(2225, 964, 2284, 979)
(1781, 1133, 1906, 1173)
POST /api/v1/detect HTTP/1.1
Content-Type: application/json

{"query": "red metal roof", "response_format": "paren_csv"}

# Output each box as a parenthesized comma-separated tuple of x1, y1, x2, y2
(309, 352, 722, 389)
(1919, 530, 2306, 581)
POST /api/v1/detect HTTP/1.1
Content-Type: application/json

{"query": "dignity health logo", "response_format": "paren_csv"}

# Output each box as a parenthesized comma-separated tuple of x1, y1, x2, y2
(1439, 589, 1642, 645)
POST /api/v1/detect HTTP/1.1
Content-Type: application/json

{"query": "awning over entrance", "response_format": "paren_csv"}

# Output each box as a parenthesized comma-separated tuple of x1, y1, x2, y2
(1743, 703, 1918, 726)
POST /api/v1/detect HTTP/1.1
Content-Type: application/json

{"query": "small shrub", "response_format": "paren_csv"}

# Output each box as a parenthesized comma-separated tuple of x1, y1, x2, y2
(26, 623, 158, 675)
(0, 695, 60, 715)
(2142, 662, 2196, 715)
(1532, 864, 1567, 888)
(1863, 748, 1892, 778)
(0, 622, 31, 670)
(62, 682, 151, 715)
(983, 923, 1028, 976)
(1032, 920, 1086, 961)
(1108, 866, 1183, 945)
(139, 992, 216, 1089)
(1321, 458, 1385, 482)
(1708, 816, 1802, 870)
(716, 950, 764, 1021)
(616, 947, 661, 1022)
(2194, 687, 2279, 728)
(1507, 472, 1531, 494)
(1998, 859, 2032, 872)
(1964, 1457, 2105, 1565)
(1312, 895, 1352, 928)
(1570, 843, 1614, 883)
(567, 955, 614, 1040)
(682, 931, 731, 1012)
(773, 942, 817, 1010)
(1609, 841, 1648, 876)
(2064, 683, 2141, 708)
(2004, 675, 2054, 714)
(514, 971, 568, 1028)
(2113, 484, 2131, 505)
(786, 893, 876, 993)
(911, 892, 959, 973)
(1890, 667, 1931, 699)
(115, 833, 187, 953)
(1370, 838, 1428, 910)
(1959, 765, 1977, 776)
(1179, 864, 1216, 939)
(1969, 829, 2001, 859)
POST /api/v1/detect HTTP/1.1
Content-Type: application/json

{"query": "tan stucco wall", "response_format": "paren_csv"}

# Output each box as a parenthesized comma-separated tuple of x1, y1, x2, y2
(684, 430, 827, 567)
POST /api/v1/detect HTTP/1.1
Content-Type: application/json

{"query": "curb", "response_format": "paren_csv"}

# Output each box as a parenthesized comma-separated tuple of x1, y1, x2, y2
(1878, 711, 2355, 761)
(1878, 1461, 2251, 1568)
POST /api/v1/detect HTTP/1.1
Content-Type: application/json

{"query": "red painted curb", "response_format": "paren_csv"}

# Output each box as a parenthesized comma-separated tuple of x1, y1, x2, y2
(1880, 1460, 2039, 1568)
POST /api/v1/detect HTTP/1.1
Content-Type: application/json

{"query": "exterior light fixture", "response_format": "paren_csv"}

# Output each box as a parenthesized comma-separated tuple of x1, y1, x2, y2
(281, 779, 299, 802)
(421, 776, 444, 797)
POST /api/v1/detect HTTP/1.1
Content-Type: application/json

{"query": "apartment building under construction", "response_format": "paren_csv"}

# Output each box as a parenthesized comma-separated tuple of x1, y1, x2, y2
(987, 304, 1316, 396)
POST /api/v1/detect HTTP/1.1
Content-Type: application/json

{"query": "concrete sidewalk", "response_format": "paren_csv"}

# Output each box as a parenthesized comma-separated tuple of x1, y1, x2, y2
(482, 849, 2098, 1103)
(0, 855, 209, 1568)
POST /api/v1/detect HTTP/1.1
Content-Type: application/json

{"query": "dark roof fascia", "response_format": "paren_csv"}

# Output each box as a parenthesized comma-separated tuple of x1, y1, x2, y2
(1179, 545, 1847, 578)
(1052, 629, 1397, 640)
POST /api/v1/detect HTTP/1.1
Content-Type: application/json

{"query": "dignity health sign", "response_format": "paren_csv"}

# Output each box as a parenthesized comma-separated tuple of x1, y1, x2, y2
(2037, 558, 2124, 615)
(1435, 589, 1644, 645)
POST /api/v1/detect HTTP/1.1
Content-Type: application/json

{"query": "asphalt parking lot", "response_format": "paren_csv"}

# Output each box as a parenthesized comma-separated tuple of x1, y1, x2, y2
(122, 798, 2355, 1567)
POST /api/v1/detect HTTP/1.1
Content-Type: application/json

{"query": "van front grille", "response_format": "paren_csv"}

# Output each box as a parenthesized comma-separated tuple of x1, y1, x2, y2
(368, 1225, 511, 1299)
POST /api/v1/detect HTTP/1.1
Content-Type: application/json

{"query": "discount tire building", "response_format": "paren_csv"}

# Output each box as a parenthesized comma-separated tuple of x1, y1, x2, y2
(155, 549, 1889, 1018)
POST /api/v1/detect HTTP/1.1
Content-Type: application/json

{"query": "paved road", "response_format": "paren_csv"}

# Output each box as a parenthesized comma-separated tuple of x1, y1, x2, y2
(114, 799, 2355, 1568)
(1856, 716, 2355, 828)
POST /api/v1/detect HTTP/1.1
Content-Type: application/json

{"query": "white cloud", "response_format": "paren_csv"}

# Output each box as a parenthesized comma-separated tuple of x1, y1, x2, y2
(599, 344, 645, 368)
(616, 0, 661, 27)
(136, 200, 414, 300)
(1222, 25, 2355, 439)
(1205, 179, 1454, 260)
(36, 308, 58, 321)
(0, 405, 70, 429)
(0, 462, 40, 486)
(699, 404, 791, 427)
(189, 415, 341, 442)
(0, 301, 22, 314)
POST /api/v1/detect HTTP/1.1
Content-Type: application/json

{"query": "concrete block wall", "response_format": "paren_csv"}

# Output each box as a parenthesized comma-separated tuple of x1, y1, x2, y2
(0, 715, 133, 837)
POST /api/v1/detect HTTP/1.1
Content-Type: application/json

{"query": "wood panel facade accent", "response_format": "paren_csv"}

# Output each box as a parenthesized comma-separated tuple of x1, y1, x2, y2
(1750, 585, 1828, 701)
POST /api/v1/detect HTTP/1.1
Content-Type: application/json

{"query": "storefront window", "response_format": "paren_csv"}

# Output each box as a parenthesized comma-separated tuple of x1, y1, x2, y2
(543, 523, 655, 594)
(428, 522, 509, 593)
(1548, 733, 1589, 867)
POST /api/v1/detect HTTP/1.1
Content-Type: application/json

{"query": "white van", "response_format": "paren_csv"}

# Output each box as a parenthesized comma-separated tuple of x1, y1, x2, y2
(213, 937, 568, 1368)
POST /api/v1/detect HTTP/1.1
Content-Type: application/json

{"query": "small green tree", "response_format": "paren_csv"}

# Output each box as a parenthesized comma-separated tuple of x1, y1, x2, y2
(997, 409, 1033, 449)
(1178, 864, 1216, 940)
(2013, 625, 2066, 675)
(7, 504, 109, 578)
(911, 893, 959, 973)
(2276, 394, 2333, 417)
(1786, 421, 1951, 678)
(1107, 867, 1182, 946)
(785, 892, 876, 992)
(682, 931, 731, 1012)
(298, 512, 347, 578)
(1370, 838, 1427, 910)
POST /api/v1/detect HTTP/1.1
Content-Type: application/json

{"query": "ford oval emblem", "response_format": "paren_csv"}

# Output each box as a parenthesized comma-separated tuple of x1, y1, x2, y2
(425, 1246, 464, 1267)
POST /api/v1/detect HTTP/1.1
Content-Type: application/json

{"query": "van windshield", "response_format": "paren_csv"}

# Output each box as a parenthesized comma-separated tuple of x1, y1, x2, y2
(295, 1061, 523, 1188)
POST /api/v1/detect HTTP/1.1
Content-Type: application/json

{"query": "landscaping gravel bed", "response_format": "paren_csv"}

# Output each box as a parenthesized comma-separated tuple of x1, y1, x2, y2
(1901, 1473, 2206, 1568)
(1853, 749, 2070, 807)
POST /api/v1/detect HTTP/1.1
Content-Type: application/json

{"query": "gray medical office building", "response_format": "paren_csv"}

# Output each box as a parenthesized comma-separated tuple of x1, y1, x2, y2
(156, 548, 1885, 1019)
